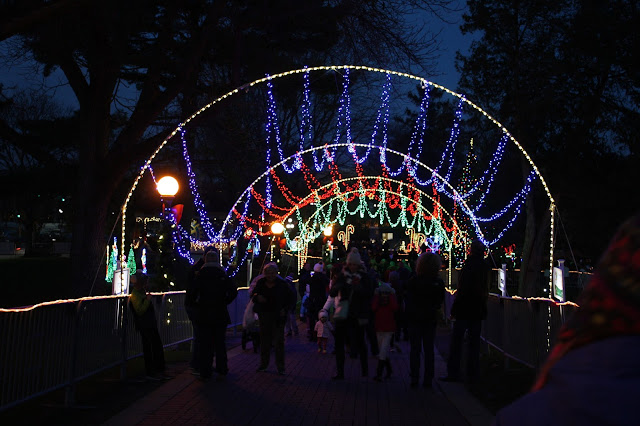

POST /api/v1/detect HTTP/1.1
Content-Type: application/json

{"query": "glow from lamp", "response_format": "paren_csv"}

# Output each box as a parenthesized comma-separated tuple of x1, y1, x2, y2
(271, 222, 285, 235)
(157, 176, 179, 197)
(323, 225, 333, 237)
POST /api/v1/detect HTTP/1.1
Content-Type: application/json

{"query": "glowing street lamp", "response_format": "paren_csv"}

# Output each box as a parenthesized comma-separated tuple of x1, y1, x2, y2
(156, 176, 179, 218)
(323, 225, 333, 237)
(271, 222, 285, 235)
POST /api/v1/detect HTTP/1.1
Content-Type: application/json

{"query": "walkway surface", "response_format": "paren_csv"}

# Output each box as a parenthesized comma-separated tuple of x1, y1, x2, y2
(104, 323, 494, 426)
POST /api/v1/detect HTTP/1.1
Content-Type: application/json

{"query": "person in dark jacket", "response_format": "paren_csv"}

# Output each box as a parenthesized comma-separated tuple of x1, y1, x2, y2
(298, 261, 312, 299)
(307, 263, 329, 341)
(252, 262, 292, 375)
(284, 274, 299, 337)
(185, 245, 216, 372)
(130, 271, 166, 381)
(405, 252, 445, 388)
(329, 248, 375, 379)
(441, 239, 490, 382)
(188, 249, 238, 380)
(494, 213, 640, 426)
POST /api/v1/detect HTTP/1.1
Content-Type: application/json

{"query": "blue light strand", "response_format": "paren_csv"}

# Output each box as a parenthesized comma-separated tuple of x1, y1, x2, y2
(266, 78, 301, 174)
(383, 84, 430, 177)
(300, 68, 314, 157)
(324, 68, 353, 168)
(472, 170, 537, 222)
(472, 133, 508, 211)
(456, 132, 507, 202)
(350, 73, 391, 164)
(179, 128, 216, 240)
(440, 97, 465, 187)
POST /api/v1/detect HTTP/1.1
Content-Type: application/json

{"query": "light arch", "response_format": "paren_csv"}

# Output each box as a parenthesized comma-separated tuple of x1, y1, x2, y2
(120, 65, 557, 296)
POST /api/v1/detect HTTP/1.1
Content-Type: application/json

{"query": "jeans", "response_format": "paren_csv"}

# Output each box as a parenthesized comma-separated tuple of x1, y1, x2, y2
(139, 327, 165, 376)
(408, 320, 437, 381)
(447, 319, 482, 379)
(336, 319, 368, 375)
(258, 311, 286, 372)
(198, 322, 228, 378)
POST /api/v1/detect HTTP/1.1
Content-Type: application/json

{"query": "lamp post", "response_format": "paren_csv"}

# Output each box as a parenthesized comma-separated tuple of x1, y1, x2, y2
(156, 176, 179, 219)
(270, 222, 284, 262)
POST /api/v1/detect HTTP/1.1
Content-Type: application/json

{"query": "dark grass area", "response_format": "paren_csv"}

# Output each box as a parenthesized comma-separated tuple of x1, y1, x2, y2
(435, 322, 537, 415)
(0, 256, 75, 308)
(0, 345, 193, 426)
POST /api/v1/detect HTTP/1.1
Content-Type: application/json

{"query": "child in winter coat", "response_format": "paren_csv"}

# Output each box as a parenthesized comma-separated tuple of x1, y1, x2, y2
(314, 310, 333, 353)
(371, 281, 399, 381)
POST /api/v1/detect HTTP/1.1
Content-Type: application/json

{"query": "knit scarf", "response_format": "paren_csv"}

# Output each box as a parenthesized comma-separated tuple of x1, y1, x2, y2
(532, 213, 640, 391)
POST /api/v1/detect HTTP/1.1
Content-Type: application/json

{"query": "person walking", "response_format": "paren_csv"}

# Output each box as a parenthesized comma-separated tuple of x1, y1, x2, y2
(440, 239, 490, 383)
(307, 262, 329, 341)
(314, 310, 333, 353)
(188, 249, 238, 381)
(251, 262, 292, 375)
(129, 272, 167, 381)
(329, 248, 375, 379)
(284, 274, 299, 337)
(185, 245, 216, 373)
(405, 252, 445, 388)
(371, 281, 398, 381)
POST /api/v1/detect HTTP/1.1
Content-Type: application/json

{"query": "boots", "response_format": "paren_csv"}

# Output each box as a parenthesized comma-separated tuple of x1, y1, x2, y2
(384, 359, 392, 379)
(373, 360, 385, 382)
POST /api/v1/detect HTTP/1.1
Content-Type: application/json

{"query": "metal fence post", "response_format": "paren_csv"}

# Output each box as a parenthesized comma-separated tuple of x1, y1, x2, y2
(120, 298, 129, 380)
(64, 301, 81, 407)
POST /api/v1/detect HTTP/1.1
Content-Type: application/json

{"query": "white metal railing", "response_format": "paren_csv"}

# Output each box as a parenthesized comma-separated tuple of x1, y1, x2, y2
(0, 288, 250, 412)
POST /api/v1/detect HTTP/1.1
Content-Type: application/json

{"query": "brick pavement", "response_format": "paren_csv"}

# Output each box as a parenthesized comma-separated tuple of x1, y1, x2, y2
(105, 323, 494, 426)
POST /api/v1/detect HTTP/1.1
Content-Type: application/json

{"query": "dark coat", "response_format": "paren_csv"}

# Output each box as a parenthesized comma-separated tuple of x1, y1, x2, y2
(330, 267, 375, 321)
(308, 272, 329, 311)
(494, 336, 640, 426)
(405, 274, 445, 323)
(187, 263, 238, 325)
(251, 275, 293, 315)
(451, 254, 490, 320)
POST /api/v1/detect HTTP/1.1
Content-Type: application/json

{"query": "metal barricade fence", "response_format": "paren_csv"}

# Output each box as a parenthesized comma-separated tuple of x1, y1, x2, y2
(444, 292, 579, 369)
(0, 288, 250, 412)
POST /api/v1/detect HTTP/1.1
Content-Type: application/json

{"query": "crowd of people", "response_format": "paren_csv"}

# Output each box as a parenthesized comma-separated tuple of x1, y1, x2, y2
(242, 240, 489, 388)
(127, 212, 640, 425)
(129, 238, 491, 387)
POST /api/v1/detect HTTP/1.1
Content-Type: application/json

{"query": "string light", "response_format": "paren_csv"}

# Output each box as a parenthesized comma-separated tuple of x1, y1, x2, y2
(119, 65, 557, 293)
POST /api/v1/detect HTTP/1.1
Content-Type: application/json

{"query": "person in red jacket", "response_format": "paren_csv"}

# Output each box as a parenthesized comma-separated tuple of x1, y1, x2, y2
(371, 281, 399, 381)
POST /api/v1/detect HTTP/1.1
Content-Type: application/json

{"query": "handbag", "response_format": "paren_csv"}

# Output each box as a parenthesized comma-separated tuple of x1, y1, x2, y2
(243, 299, 257, 329)
(333, 299, 349, 321)
(333, 285, 353, 321)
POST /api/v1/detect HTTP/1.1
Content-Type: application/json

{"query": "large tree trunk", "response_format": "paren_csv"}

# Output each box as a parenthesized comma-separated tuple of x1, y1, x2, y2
(519, 196, 551, 297)
(70, 138, 114, 297)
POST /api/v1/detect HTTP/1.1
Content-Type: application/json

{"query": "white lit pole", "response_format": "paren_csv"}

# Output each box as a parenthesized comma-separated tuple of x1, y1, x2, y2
(156, 176, 179, 219)
(271, 222, 284, 262)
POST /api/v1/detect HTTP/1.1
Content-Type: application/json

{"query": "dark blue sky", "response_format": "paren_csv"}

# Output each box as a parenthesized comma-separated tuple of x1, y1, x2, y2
(0, 5, 473, 108)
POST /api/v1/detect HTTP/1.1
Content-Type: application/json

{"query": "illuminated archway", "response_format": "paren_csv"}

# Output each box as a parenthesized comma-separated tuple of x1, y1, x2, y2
(120, 65, 557, 296)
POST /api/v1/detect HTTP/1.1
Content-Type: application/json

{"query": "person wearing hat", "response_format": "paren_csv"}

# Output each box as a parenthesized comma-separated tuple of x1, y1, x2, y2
(314, 310, 333, 353)
(189, 249, 238, 380)
(494, 214, 640, 426)
(252, 262, 292, 375)
(329, 247, 375, 379)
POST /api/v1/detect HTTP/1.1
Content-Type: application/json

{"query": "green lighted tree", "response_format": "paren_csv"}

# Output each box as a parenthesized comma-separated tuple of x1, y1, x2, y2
(127, 246, 137, 275)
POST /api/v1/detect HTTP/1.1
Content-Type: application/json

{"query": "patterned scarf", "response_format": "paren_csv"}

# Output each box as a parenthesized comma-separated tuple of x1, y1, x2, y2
(532, 213, 640, 391)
